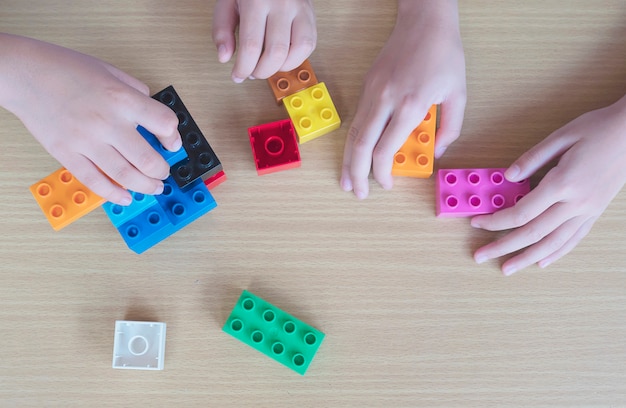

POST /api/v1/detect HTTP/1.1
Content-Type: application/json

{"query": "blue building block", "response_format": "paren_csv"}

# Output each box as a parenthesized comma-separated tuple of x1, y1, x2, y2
(136, 125, 188, 167)
(223, 290, 325, 375)
(102, 192, 159, 228)
(116, 177, 217, 254)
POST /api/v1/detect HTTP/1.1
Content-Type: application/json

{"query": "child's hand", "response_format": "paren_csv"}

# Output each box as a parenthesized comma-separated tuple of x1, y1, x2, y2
(0, 34, 181, 206)
(340, 0, 466, 199)
(472, 95, 626, 275)
(212, 0, 316, 82)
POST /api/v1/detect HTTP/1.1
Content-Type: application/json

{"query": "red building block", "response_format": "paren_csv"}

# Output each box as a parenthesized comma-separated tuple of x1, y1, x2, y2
(30, 167, 105, 230)
(203, 170, 227, 190)
(267, 59, 318, 104)
(248, 119, 301, 175)
(436, 168, 530, 217)
(392, 105, 437, 178)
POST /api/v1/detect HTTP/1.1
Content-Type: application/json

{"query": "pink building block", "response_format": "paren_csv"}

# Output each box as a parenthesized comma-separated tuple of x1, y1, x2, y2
(436, 168, 530, 217)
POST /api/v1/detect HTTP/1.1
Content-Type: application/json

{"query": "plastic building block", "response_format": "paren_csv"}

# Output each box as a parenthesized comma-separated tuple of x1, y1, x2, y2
(153, 86, 223, 188)
(248, 119, 301, 175)
(203, 170, 227, 190)
(223, 290, 325, 375)
(136, 125, 188, 167)
(283, 82, 341, 144)
(267, 59, 318, 104)
(30, 168, 105, 231)
(392, 105, 438, 178)
(436, 168, 530, 217)
(116, 176, 217, 254)
(102, 192, 159, 228)
(112, 321, 166, 370)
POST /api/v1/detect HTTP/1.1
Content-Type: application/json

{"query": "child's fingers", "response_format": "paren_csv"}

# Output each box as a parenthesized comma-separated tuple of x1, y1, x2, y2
(62, 154, 133, 206)
(538, 217, 596, 268)
(251, 11, 293, 79)
(231, 5, 267, 82)
(89, 143, 165, 196)
(128, 92, 182, 153)
(345, 98, 392, 199)
(109, 125, 171, 181)
(371, 100, 431, 190)
(279, 13, 317, 72)
(103, 63, 150, 95)
(212, 0, 238, 63)
(505, 127, 575, 182)
(434, 90, 467, 158)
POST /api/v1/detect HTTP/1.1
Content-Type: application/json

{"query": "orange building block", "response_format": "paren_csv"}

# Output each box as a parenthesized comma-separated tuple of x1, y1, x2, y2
(267, 59, 318, 104)
(30, 168, 105, 231)
(391, 105, 438, 178)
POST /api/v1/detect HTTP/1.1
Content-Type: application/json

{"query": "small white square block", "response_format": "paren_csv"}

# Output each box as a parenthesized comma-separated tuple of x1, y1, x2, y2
(112, 320, 166, 370)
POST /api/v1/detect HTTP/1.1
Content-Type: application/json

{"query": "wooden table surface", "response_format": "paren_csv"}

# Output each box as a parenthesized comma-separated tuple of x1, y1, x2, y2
(1, 1, 626, 406)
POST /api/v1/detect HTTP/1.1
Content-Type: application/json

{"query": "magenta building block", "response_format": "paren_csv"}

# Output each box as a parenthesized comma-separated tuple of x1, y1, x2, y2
(436, 168, 530, 217)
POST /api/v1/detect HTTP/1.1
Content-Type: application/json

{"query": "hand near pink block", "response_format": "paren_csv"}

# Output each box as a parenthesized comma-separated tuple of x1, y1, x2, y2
(212, 0, 317, 83)
(340, 0, 467, 199)
(472, 94, 626, 275)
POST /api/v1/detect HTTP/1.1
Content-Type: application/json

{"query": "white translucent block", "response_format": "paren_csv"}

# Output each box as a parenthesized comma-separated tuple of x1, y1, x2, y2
(112, 320, 166, 370)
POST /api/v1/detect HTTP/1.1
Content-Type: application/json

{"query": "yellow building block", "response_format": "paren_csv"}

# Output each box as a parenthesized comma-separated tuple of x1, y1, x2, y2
(391, 105, 438, 178)
(283, 82, 341, 144)
(30, 168, 105, 231)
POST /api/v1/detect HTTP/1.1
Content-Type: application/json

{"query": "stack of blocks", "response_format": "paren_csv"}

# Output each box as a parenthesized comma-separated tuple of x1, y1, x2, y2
(436, 168, 530, 217)
(30, 85, 224, 253)
(248, 59, 341, 175)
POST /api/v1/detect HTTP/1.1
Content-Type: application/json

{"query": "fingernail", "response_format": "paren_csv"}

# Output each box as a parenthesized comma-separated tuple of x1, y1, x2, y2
(248, 75, 256, 80)
(475, 254, 487, 264)
(340, 177, 353, 192)
(355, 190, 367, 200)
(170, 138, 182, 151)
(153, 183, 164, 195)
(505, 165, 520, 181)
(539, 259, 551, 268)
(232, 76, 244, 84)
(217, 45, 228, 62)
(435, 146, 447, 158)
(120, 195, 133, 206)
(503, 265, 517, 276)
(470, 219, 481, 228)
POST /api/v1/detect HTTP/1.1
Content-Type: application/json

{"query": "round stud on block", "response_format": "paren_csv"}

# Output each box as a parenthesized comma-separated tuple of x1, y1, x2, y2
(311, 87, 324, 101)
(272, 342, 285, 355)
(304, 332, 317, 346)
(423, 111, 432, 123)
(468, 172, 481, 186)
(36, 183, 51, 198)
(125, 225, 140, 239)
(159, 91, 175, 106)
(263, 309, 276, 323)
(292, 353, 305, 367)
(283, 321, 296, 334)
(492, 194, 505, 208)
(172, 203, 186, 217)
(147, 211, 161, 225)
(277, 78, 290, 91)
(185, 132, 200, 148)
(469, 195, 482, 208)
(192, 191, 206, 204)
(416, 154, 429, 167)
(265, 136, 285, 156)
(298, 69, 311, 84)
(230, 318, 243, 332)
(72, 191, 87, 205)
(129, 335, 149, 356)
(289, 97, 303, 110)
(177, 111, 188, 127)
(417, 132, 430, 145)
(299, 117, 312, 130)
(198, 151, 214, 169)
(491, 171, 504, 185)
(242, 298, 255, 311)
(394, 152, 407, 166)
(111, 204, 124, 215)
(50, 204, 65, 219)
(176, 165, 192, 182)
(445, 195, 459, 209)
(251, 330, 264, 343)
(320, 108, 334, 121)
(444, 173, 458, 186)
(59, 170, 73, 184)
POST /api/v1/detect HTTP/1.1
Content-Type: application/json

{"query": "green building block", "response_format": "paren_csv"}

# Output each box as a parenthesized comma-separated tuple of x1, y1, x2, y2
(223, 290, 325, 375)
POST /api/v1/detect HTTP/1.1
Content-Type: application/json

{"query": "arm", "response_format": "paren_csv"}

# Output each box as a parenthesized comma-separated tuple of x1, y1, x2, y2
(212, 0, 317, 82)
(341, 0, 467, 199)
(0, 33, 181, 205)
(472, 94, 626, 275)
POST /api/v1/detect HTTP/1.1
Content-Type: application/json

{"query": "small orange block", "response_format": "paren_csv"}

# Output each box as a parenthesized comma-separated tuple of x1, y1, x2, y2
(283, 82, 341, 144)
(267, 59, 318, 104)
(391, 105, 438, 178)
(30, 168, 105, 231)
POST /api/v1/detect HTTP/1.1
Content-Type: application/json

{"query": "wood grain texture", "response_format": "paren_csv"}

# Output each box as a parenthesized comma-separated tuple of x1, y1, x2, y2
(1, 1, 626, 406)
